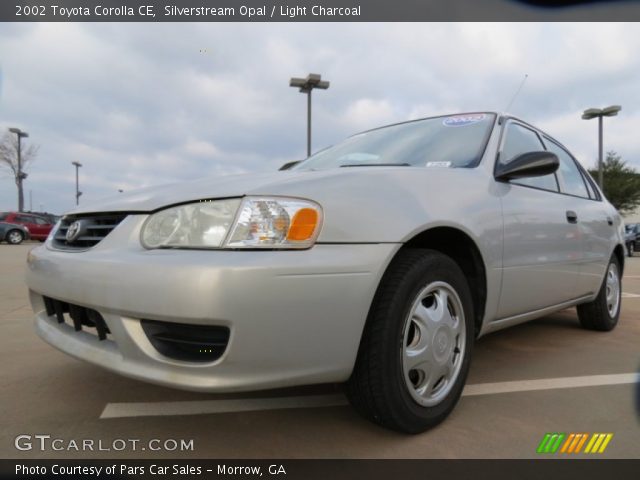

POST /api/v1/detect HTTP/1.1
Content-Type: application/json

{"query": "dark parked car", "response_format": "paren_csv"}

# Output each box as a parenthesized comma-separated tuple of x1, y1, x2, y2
(0, 212, 53, 241)
(0, 222, 30, 245)
(625, 223, 640, 256)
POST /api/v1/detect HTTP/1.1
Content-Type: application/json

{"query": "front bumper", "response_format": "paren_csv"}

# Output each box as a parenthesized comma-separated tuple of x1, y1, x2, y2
(25, 215, 398, 392)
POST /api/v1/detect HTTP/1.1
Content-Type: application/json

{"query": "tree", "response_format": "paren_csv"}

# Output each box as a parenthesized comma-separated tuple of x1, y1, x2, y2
(0, 132, 39, 212)
(588, 152, 640, 215)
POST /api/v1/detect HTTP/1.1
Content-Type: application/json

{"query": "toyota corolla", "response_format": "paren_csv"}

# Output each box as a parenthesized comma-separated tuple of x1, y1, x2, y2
(25, 112, 624, 433)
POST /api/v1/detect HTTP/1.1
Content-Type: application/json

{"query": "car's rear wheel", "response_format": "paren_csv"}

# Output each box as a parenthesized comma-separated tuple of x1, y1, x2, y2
(577, 254, 621, 331)
(347, 249, 474, 433)
(6, 230, 24, 245)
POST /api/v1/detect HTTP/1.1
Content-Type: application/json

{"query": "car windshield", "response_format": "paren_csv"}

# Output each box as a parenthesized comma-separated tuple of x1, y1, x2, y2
(293, 113, 496, 171)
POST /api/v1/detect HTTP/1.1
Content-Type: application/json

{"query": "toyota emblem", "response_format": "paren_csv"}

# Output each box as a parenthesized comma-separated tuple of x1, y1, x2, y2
(65, 220, 84, 243)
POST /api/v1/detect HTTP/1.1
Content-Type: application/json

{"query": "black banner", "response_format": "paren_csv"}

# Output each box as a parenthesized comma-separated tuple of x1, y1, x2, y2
(2, 0, 640, 22)
(2, 459, 640, 480)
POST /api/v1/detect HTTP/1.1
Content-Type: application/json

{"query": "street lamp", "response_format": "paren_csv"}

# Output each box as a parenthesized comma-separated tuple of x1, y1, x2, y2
(9, 127, 29, 212)
(581, 105, 621, 189)
(289, 73, 330, 158)
(72, 161, 83, 205)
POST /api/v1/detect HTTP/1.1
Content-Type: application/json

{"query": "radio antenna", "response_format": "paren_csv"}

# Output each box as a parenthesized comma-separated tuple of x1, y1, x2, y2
(504, 74, 528, 112)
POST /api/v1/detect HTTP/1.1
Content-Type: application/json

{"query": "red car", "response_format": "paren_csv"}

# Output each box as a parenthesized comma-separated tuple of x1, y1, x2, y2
(0, 212, 54, 241)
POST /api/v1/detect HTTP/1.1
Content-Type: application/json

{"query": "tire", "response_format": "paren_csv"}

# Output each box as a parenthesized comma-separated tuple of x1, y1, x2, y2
(347, 249, 475, 433)
(6, 229, 24, 245)
(577, 254, 621, 332)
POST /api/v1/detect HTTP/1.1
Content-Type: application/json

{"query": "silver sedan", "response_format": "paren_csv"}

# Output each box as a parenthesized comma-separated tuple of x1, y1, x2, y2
(25, 112, 624, 433)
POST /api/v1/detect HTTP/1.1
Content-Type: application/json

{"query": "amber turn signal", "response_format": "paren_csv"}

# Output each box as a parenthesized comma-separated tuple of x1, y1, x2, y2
(287, 208, 319, 241)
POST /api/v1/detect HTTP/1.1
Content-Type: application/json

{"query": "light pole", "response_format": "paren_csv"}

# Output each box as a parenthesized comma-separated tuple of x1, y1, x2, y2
(582, 105, 621, 189)
(289, 73, 330, 158)
(9, 127, 29, 212)
(72, 161, 83, 205)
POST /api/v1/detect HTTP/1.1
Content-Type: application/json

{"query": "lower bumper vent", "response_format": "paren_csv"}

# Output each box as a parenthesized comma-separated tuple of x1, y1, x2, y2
(141, 320, 230, 363)
(43, 296, 111, 340)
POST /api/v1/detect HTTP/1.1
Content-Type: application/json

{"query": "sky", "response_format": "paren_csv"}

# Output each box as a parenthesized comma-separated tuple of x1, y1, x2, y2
(0, 22, 638, 214)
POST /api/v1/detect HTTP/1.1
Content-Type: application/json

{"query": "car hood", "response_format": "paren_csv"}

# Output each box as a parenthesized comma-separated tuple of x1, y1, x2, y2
(0, 222, 27, 230)
(68, 168, 424, 214)
(66, 166, 493, 243)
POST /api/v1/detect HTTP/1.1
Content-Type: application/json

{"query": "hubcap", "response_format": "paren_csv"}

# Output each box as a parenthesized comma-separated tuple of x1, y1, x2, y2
(8, 231, 22, 243)
(401, 281, 466, 407)
(605, 262, 620, 318)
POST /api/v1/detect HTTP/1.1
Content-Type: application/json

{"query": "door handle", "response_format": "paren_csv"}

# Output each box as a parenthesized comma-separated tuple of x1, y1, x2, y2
(606, 216, 613, 226)
(566, 210, 578, 224)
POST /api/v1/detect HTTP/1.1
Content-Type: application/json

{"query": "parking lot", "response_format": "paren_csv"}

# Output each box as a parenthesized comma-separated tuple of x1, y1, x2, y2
(1, 243, 638, 459)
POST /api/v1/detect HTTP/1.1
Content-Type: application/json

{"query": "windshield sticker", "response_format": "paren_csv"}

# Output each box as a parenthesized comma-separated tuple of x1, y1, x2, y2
(443, 114, 486, 127)
(426, 161, 452, 168)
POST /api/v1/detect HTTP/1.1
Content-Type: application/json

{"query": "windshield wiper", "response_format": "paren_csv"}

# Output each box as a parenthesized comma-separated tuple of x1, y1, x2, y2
(340, 163, 411, 168)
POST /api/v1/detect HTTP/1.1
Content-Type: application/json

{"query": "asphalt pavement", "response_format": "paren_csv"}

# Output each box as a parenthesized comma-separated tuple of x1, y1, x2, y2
(1, 243, 638, 459)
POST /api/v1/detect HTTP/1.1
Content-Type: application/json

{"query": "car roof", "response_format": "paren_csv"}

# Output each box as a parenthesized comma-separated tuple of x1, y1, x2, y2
(8, 211, 42, 218)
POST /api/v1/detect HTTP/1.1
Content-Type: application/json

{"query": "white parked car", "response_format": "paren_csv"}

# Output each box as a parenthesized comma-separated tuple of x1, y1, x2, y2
(26, 112, 624, 432)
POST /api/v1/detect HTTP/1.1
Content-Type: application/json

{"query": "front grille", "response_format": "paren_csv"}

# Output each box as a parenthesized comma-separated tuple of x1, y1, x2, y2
(43, 296, 111, 340)
(141, 320, 230, 363)
(53, 213, 127, 250)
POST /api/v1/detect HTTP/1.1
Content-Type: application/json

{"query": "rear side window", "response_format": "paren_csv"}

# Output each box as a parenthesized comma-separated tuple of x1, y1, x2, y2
(0, 213, 7, 221)
(16, 215, 34, 223)
(34, 217, 49, 225)
(543, 139, 589, 199)
(581, 171, 600, 200)
(499, 123, 559, 192)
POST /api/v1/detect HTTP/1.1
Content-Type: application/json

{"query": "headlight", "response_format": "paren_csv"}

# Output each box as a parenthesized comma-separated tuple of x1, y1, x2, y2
(141, 198, 241, 248)
(226, 197, 322, 249)
(141, 196, 322, 250)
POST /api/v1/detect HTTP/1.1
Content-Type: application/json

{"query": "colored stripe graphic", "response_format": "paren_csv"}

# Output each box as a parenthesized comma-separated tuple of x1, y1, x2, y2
(574, 433, 589, 453)
(537, 433, 565, 453)
(537, 433, 552, 453)
(538, 433, 613, 454)
(585, 433, 614, 453)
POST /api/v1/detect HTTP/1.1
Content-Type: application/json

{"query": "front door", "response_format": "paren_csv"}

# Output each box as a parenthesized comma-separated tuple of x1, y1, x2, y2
(495, 121, 582, 319)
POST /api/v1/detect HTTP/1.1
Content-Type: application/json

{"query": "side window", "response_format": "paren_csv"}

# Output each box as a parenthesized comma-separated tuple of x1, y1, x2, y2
(543, 139, 589, 199)
(581, 171, 599, 200)
(34, 217, 48, 225)
(0, 213, 6, 221)
(16, 215, 33, 223)
(499, 123, 558, 192)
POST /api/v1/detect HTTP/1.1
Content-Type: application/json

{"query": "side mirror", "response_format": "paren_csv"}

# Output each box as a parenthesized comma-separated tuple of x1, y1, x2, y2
(495, 151, 559, 181)
(279, 160, 302, 171)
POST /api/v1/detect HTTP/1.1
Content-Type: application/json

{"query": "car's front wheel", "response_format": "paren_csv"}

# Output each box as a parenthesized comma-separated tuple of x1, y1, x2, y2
(577, 254, 621, 331)
(347, 249, 474, 433)
(6, 230, 25, 245)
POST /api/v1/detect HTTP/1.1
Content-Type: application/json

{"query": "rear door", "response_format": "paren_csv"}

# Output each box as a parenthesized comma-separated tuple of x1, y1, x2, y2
(32, 215, 53, 238)
(543, 137, 614, 297)
(496, 121, 583, 318)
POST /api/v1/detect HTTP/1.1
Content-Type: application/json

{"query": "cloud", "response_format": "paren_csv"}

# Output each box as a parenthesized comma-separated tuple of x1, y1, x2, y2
(0, 22, 638, 213)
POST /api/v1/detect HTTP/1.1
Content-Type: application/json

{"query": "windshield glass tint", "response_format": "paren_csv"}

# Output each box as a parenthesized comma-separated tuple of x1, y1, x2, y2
(293, 113, 495, 171)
